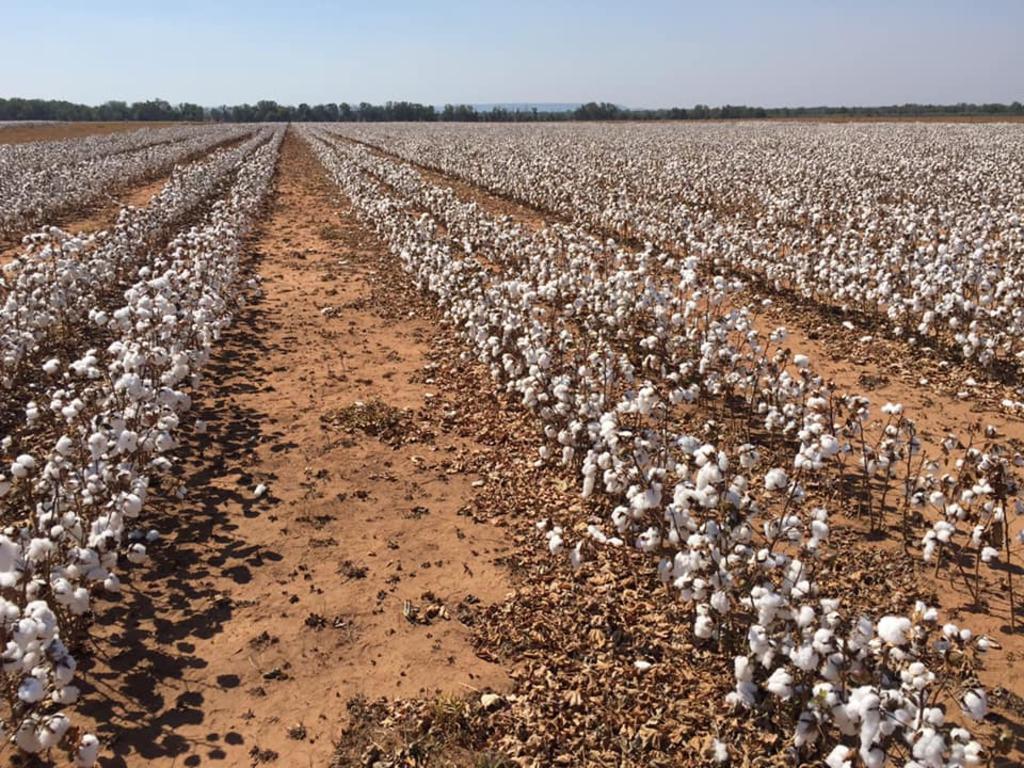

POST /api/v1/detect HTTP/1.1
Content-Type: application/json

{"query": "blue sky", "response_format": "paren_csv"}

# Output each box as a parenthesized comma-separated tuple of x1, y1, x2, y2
(2, 0, 1021, 107)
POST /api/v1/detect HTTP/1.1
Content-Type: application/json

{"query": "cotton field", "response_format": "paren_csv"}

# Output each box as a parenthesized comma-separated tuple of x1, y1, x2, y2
(1, 121, 1023, 767)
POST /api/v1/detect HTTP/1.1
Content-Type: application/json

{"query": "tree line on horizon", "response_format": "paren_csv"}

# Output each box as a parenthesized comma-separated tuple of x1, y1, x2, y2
(2, 97, 1023, 123)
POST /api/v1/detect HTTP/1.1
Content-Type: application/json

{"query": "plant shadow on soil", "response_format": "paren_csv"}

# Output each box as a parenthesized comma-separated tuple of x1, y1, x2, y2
(73, 263, 289, 767)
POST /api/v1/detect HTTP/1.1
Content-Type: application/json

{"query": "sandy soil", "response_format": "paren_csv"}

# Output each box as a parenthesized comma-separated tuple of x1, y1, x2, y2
(71, 132, 511, 768)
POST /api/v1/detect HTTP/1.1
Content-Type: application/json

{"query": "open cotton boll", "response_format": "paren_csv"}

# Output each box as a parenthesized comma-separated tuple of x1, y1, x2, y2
(37, 713, 71, 749)
(75, 733, 101, 767)
(824, 744, 851, 768)
(961, 688, 988, 721)
(254, 483, 267, 498)
(17, 676, 45, 703)
(764, 467, 788, 491)
(876, 615, 912, 645)
(15, 718, 42, 753)
(126, 543, 147, 564)
(712, 739, 729, 763)
(765, 667, 793, 699)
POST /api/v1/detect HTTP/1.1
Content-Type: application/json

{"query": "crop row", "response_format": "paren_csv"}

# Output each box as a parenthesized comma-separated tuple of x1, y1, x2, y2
(0, 127, 283, 761)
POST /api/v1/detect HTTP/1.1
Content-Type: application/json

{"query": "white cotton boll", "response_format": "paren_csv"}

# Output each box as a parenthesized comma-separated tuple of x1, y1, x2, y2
(43, 358, 61, 375)
(146, 529, 161, 543)
(981, 546, 999, 563)
(634, 659, 653, 673)
(123, 493, 143, 517)
(103, 574, 122, 594)
(764, 467, 788, 491)
(116, 430, 139, 454)
(790, 644, 818, 672)
(547, 532, 564, 555)
(962, 740, 983, 765)
(712, 739, 729, 763)
(69, 587, 91, 615)
(15, 718, 42, 753)
(876, 615, 911, 645)
(913, 729, 947, 764)
(75, 733, 101, 767)
(18, 676, 45, 703)
(977, 635, 997, 652)
(793, 354, 809, 369)
(87, 432, 108, 459)
(569, 542, 584, 570)
(694, 613, 714, 639)
(254, 483, 267, 498)
(962, 688, 988, 721)
(37, 713, 71, 749)
(53, 684, 80, 704)
(710, 590, 729, 614)
(766, 667, 793, 699)
(55, 435, 75, 456)
(127, 543, 147, 564)
(824, 744, 851, 768)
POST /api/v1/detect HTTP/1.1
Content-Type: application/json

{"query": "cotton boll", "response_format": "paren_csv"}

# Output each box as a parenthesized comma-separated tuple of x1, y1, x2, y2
(824, 744, 851, 768)
(53, 684, 80, 704)
(547, 530, 564, 555)
(876, 615, 911, 645)
(15, 717, 42, 753)
(712, 739, 729, 763)
(75, 733, 101, 767)
(766, 667, 793, 699)
(962, 688, 988, 721)
(18, 675, 45, 703)
(37, 713, 71, 749)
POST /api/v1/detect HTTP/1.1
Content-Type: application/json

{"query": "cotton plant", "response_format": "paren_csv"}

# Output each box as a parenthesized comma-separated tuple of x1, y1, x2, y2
(0, 128, 283, 759)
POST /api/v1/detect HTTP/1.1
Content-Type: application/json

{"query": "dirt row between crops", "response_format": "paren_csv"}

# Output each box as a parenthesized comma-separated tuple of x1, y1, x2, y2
(70, 132, 513, 767)
(328, 133, 1024, 724)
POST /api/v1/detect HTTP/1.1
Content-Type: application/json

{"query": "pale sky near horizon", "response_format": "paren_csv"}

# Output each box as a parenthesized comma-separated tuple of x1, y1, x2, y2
(2, 0, 1021, 108)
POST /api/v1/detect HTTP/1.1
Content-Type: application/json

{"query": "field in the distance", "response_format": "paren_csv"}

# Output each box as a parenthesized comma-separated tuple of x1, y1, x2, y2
(1, 119, 1023, 768)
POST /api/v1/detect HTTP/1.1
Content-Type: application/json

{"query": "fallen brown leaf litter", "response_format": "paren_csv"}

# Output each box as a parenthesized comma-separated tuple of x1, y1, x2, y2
(320, 399, 420, 446)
